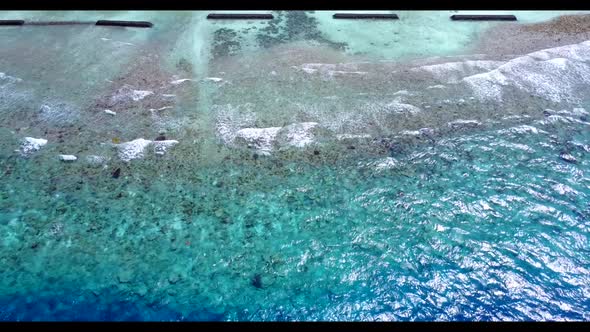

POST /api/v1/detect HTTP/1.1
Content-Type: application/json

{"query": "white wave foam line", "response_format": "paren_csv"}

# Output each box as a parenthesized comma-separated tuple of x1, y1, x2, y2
(448, 119, 481, 128)
(555, 107, 589, 116)
(278, 122, 319, 148)
(463, 40, 590, 102)
(399, 130, 422, 136)
(293, 63, 367, 77)
(228, 122, 322, 153)
(393, 90, 411, 96)
(86, 155, 109, 166)
(411, 60, 506, 84)
(101, 38, 134, 46)
(536, 115, 582, 126)
(115, 138, 152, 162)
(149, 106, 173, 112)
(153, 140, 180, 156)
(497, 125, 547, 135)
(131, 90, 153, 101)
(371, 157, 400, 171)
(111, 86, 154, 103)
(0, 72, 23, 86)
(501, 115, 530, 120)
(384, 101, 421, 114)
(398, 128, 435, 137)
(233, 127, 282, 155)
(114, 138, 178, 162)
(115, 41, 134, 46)
(38, 104, 79, 124)
(336, 134, 372, 140)
(58, 155, 77, 162)
(490, 141, 535, 153)
(18, 137, 47, 156)
(170, 78, 194, 85)
(213, 104, 257, 145)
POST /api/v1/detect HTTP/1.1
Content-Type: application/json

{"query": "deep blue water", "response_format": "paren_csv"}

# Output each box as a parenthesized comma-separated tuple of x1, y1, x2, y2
(2, 115, 589, 321)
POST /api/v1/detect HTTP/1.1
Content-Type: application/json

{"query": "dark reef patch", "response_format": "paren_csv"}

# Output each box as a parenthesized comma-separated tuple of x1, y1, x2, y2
(256, 11, 348, 51)
(212, 28, 243, 58)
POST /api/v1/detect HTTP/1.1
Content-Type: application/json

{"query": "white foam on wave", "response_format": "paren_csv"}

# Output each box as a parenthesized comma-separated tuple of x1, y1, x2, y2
(497, 125, 547, 135)
(393, 90, 411, 96)
(149, 106, 173, 112)
(86, 155, 109, 166)
(536, 114, 580, 125)
(412, 60, 506, 84)
(225, 122, 323, 154)
(0, 72, 23, 86)
(277, 122, 319, 148)
(293, 63, 367, 78)
(370, 157, 400, 171)
(115, 138, 153, 162)
(213, 103, 258, 145)
(170, 78, 194, 85)
(448, 119, 481, 128)
(114, 139, 179, 162)
(336, 134, 372, 140)
(131, 90, 153, 101)
(463, 40, 590, 102)
(400, 130, 422, 136)
(385, 101, 421, 114)
(58, 155, 77, 161)
(111, 86, 154, 103)
(153, 140, 179, 156)
(18, 137, 47, 156)
(234, 127, 282, 155)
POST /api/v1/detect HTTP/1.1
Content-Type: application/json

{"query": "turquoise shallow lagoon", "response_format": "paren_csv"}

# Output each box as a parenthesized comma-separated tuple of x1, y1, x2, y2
(1, 11, 590, 321)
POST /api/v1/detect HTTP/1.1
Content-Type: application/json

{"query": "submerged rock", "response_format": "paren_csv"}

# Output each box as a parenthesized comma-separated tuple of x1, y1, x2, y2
(117, 270, 133, 283)
(251, 274, 263, 289)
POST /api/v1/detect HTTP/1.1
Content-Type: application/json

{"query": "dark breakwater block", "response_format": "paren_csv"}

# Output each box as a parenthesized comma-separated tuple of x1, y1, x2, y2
(451, 15, 517, 21)
(96, 20, 153, 28)
(207, 13, 274, 20)
(333, 13, 399, 20)
(0, 20, 25, 26)
(26, 21, 95, 26)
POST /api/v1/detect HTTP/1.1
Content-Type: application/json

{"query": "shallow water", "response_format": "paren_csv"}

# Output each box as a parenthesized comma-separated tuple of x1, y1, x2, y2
(1, 11, 590, 321)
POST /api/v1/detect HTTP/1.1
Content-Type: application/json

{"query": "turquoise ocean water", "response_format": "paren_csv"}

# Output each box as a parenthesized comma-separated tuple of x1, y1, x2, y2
(0, 11, 590, 321)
